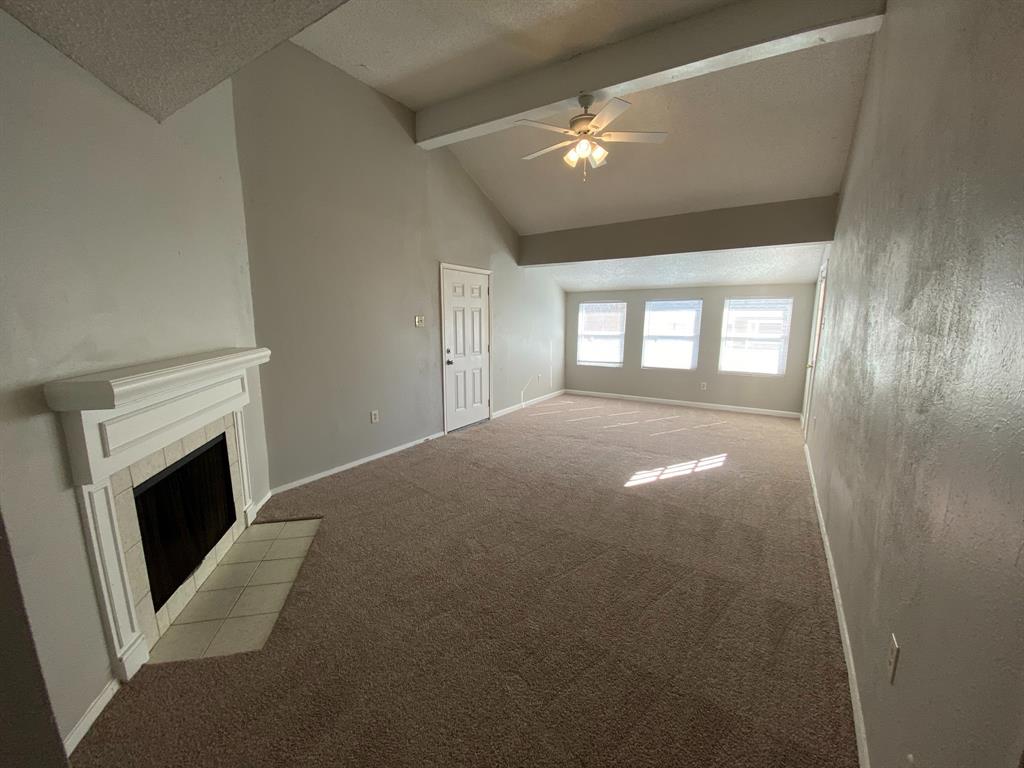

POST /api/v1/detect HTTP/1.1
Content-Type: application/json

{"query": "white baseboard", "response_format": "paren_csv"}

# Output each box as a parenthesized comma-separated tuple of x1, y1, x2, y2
(245, 490, 272, 525)
(63, 677, 119, 755)
(804, 443, 870, 768)
(492, 389, 566, 418)
(564, 389, 800, 419)
(271, 432, 445, 495)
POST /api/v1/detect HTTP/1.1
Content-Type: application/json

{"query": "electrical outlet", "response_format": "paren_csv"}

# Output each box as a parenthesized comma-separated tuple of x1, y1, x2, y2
(414, 315, 425, 328)
(370, 409, 380, 424)
(888, 632, 900, 683)
(700, 382, 708, 391)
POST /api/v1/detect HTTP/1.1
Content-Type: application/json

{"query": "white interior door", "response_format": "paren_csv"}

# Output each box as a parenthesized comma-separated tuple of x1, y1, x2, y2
(441, 265, 491, 431)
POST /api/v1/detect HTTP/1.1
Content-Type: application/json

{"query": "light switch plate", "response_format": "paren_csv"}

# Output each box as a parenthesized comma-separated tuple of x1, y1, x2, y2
(414, 315, 425, 327)
(888, 632, 900, 684)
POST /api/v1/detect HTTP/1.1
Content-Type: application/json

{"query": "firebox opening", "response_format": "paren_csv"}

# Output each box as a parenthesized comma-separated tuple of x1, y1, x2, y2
(133, 433, 235, 611)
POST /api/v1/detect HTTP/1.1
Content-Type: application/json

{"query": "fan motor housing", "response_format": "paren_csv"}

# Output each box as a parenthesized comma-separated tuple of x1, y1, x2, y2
(569, 113, 595, 134)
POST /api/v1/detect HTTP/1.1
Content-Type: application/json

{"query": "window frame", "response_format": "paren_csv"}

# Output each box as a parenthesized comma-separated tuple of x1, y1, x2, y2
(640, 299, 703, 371)
(717, 296, 795, 377)
(575, 301, 628, 368)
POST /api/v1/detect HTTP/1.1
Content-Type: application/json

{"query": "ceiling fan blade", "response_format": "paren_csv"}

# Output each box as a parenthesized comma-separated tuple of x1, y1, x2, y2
(521, 139, 575, 160)
(588, 97, 631, 133)
(599, 131, 667, 144)
(515, 119, 575, 137)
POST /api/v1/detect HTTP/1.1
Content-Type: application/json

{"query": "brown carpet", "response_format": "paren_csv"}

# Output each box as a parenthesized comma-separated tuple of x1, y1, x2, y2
(72, 395, 857, 767)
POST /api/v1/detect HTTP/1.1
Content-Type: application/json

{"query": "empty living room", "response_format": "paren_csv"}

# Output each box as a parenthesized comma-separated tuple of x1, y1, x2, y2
(2, 1, 1021, 766)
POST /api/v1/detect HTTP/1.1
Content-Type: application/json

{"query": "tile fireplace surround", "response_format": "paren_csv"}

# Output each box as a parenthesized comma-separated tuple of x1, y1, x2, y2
(44, 348, 270, 683)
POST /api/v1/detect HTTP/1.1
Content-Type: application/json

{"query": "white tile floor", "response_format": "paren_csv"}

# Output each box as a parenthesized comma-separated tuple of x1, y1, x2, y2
(147, 519, 320, 663)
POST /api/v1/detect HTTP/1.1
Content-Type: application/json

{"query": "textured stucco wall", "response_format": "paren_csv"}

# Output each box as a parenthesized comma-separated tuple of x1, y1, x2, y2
(0, 11, 271, 740)
(805, 1, 1024, 766)
(232, 43, 565, 490)
(565, 283, 816, 414)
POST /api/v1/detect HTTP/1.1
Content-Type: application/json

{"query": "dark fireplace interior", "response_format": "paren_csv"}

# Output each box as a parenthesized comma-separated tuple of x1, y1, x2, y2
(134, 433, 235, 611)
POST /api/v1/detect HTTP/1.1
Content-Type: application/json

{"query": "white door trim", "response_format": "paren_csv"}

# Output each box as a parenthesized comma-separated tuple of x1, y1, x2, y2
(440, 263, 493, 434)
(802, 256, 829, 438)
(440, 261, 492, 276)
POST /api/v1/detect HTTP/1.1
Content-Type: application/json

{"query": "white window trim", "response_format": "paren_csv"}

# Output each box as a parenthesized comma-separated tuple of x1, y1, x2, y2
(717, 296, 794, 377)
(576, 301, 627, 368)
(640, 299, 703, 371)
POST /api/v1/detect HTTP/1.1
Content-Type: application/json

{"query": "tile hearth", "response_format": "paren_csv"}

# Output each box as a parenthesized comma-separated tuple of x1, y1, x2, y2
(147, 519, 320, 662)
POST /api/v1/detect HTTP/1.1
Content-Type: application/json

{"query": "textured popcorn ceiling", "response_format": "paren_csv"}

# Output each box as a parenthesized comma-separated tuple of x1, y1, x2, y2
(528, 243, 826, 291)
(0, 0, 349, 120)
(293, 0, 737, 110)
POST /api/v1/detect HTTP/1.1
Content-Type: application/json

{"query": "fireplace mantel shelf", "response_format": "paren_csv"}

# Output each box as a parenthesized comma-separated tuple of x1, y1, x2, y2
(44, 347, 271, 412)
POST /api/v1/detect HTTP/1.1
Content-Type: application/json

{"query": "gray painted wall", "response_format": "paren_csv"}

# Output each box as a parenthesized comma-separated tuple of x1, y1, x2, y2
(565, 284, 815, 414)
(805, 1, 1024, 766)
(232, 43, 565, 490)
(0, 11, 271, 740)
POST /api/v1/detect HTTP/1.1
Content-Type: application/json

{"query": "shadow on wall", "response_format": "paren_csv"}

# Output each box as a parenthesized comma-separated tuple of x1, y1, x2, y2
(0, 507, 68, 766)
(2, 383, 75, 489)
(369, 88, 414, 142)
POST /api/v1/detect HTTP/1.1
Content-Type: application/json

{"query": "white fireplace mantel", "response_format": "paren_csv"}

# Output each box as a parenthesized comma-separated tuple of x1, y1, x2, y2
(45, 347, 270, 683)
(46, 347, 270, 485)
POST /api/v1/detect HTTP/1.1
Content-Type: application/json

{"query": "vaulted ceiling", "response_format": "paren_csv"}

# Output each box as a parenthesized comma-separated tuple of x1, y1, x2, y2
(0, 0, 349, 120)
(292, 0, 738, 110)
(451, 37, 871, 235)
(295, 0, 879, 239)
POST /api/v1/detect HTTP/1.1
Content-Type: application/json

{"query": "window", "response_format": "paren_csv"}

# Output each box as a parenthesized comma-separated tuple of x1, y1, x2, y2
(641, 300, 702, 370)
(577, 302, 627, 366)
(719, 297, 794, 375)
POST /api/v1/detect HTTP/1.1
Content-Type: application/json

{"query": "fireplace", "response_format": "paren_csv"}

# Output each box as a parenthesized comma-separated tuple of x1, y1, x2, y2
(134, 434, 235, 611)
(44, 347, 271, 682)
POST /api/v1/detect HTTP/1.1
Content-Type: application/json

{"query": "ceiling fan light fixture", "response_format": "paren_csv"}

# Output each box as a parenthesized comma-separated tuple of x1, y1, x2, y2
(520, 94, 663, 177)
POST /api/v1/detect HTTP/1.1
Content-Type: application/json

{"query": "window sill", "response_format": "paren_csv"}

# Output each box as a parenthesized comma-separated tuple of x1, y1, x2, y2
(717, 369, 787, 378)
(576, 362, 624, 368)
(640, 365, 697, 371)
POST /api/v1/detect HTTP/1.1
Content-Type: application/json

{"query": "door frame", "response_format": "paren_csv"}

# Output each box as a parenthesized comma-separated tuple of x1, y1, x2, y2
(801, 257, 828, 440)
(439, 262, 493, 434)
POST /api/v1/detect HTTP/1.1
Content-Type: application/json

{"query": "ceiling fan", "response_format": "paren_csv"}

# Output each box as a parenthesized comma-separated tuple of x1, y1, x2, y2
(517, 93, 666, 173)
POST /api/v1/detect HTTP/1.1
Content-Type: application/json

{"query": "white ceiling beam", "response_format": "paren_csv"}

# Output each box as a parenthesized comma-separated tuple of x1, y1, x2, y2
(415, 0, 885, 149)
(518, 196, 838, 266)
